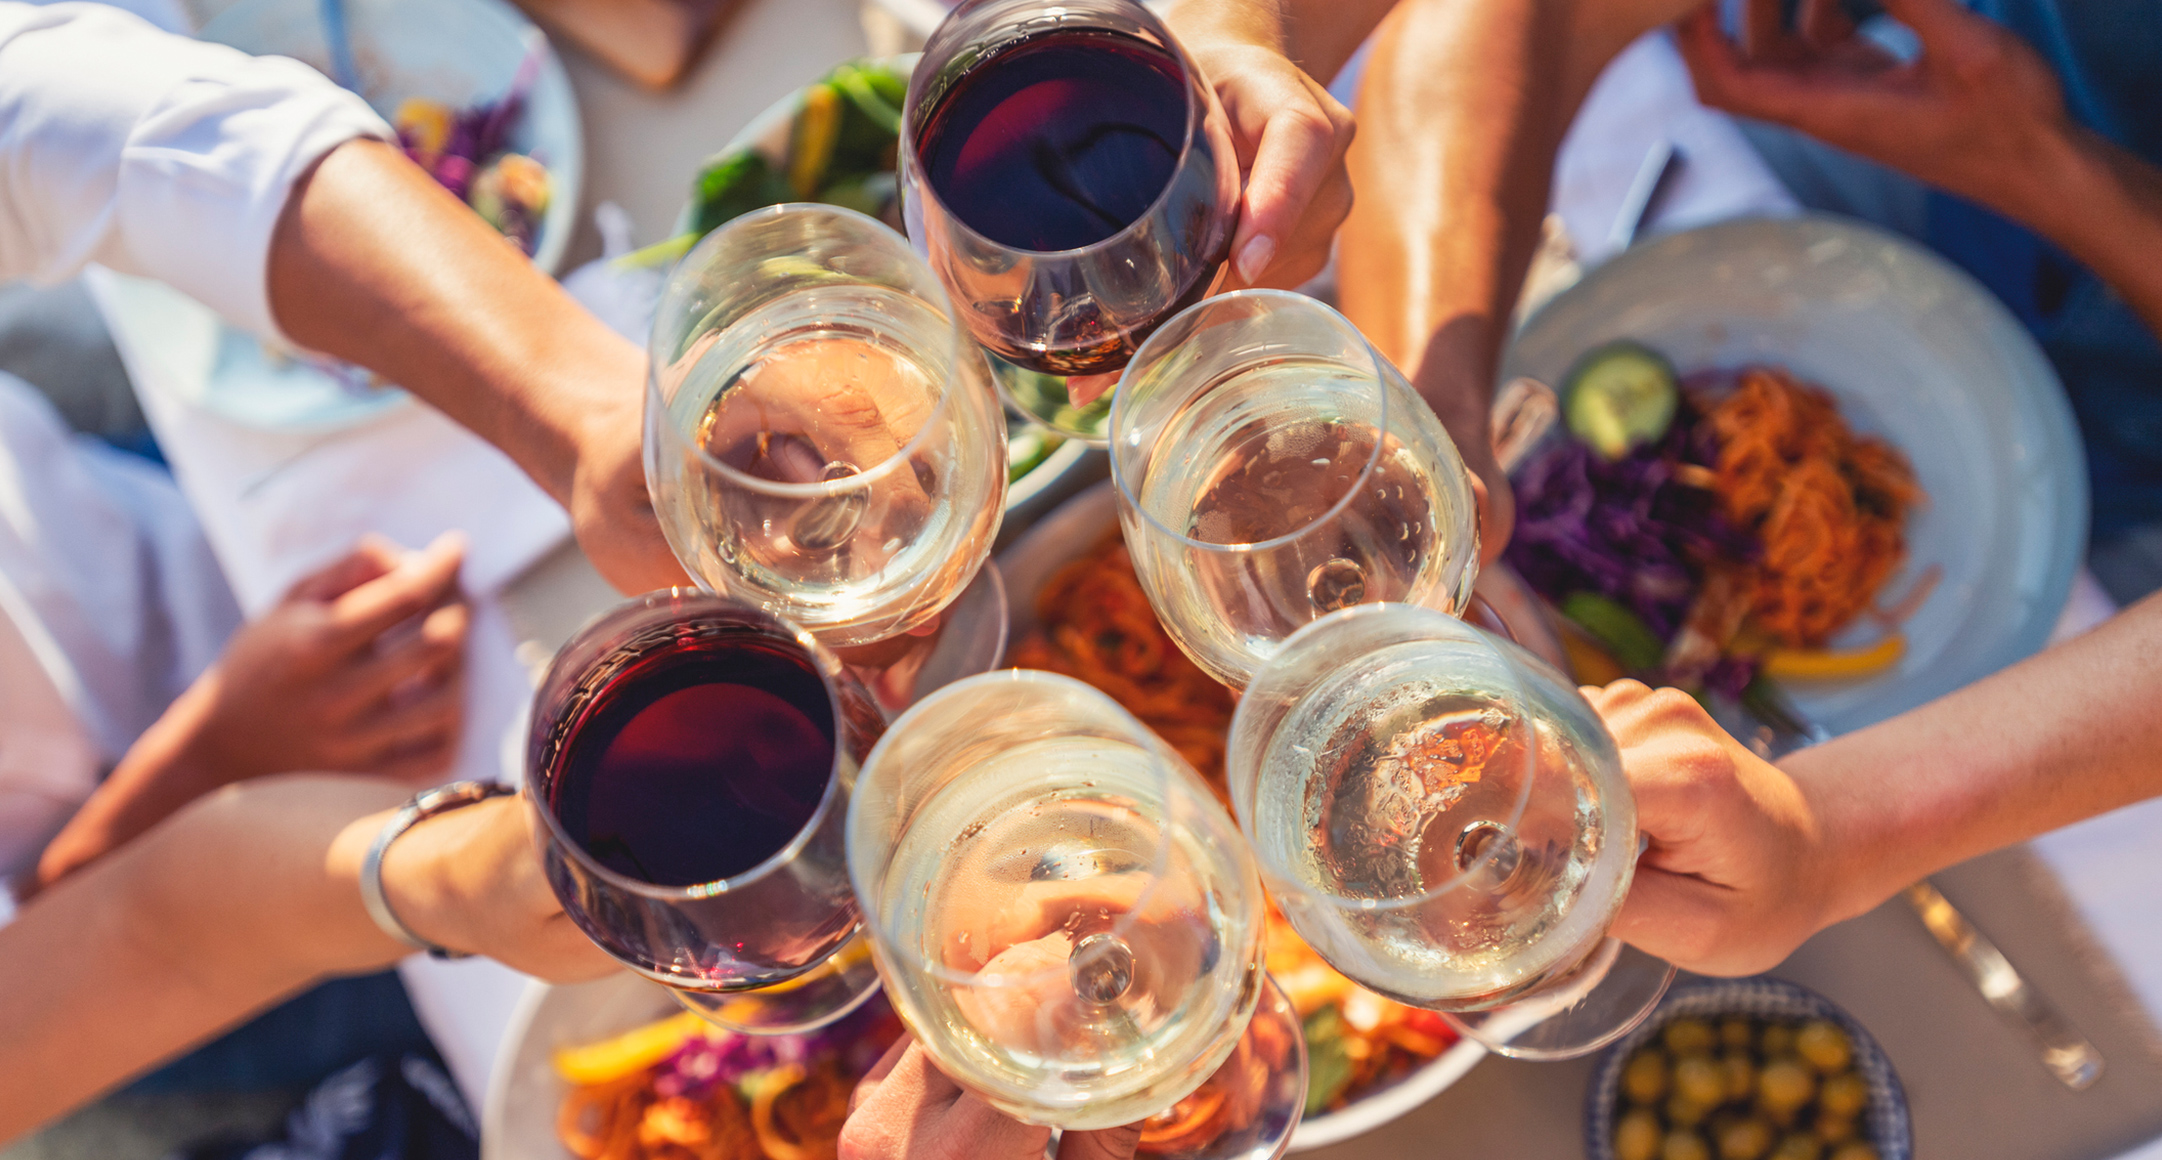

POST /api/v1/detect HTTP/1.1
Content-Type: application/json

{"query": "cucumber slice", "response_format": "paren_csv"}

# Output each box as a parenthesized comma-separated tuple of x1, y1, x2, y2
(1562, 340, 1678, 459)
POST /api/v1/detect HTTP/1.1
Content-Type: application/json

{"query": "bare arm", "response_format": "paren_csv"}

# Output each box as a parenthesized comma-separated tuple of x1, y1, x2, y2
(267, 139, 684, 595)
(1591, 590, 2162, 976)
(1336, 0, 1699, 560)
(0, 775, 612, 1144)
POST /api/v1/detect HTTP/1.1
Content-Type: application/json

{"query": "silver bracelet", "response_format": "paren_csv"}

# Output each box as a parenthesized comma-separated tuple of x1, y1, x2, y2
(360, 780, 517, 960)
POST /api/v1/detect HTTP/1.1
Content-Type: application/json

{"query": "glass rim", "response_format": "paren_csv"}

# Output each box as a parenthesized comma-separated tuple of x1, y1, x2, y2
(647, 202, 970, 500)
(528, 589, 855, 901)
(846, 667, 1197, 989)
(1108, 289, 1393, 556)
(899, 0, 1212, 261)
(1233, 602, 1543, 914)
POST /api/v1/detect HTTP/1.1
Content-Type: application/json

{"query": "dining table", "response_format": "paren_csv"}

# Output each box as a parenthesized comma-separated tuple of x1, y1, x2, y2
(97, 0, 2162, 1156)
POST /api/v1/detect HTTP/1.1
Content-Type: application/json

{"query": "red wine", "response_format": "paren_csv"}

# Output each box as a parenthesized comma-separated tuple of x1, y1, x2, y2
(547, 636, 835, 887)
(916, 28, 1189, 253)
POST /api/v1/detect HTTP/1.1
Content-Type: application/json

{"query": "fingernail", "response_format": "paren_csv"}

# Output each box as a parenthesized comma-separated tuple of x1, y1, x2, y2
(1235, 235, 1275, 284)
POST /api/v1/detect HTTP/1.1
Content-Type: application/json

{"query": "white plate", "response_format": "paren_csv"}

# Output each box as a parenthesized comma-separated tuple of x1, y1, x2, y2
(173, 0, 584, 433)
(481, 973, 677, 1160)
(996, 481, 1490, 1150)
(1504, 215, 2088, 735)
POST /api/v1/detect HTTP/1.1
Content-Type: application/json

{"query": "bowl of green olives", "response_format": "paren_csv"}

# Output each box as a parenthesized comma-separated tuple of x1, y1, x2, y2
(1584, 977, 1911, 1160)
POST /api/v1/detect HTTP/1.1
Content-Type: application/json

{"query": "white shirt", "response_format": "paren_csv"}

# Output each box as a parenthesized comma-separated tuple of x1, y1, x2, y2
(0, 1, 391, 343)
(0, 0, 386, 882)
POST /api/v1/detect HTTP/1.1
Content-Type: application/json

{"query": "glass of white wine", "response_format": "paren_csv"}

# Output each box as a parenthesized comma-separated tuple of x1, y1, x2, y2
(849, 670, 1307, 1159)
(1108, 290, 1480, 690)
(1228, 603, 1675, 1059)
(646, 203, 1010, 703)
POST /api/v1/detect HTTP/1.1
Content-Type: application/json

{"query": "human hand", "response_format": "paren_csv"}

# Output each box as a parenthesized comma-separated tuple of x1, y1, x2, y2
(379, 792, 617, 981)
(841, 1037, 1141, 1160)
(566, 373, 695, 596)
(33, 534, 471, 890)
(200, 533, 471, 781)
(1676, 0, 2082, 224)
(1165, 2, 1357, 290)
(1587, 681, 1836, 976)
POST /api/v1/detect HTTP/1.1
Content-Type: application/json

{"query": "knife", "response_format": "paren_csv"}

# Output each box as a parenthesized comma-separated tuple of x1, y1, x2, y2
(1904, 879, 2105, 1090)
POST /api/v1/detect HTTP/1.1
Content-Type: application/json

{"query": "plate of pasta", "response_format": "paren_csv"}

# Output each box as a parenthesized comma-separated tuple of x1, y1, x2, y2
(1500, 214, 2088, 735)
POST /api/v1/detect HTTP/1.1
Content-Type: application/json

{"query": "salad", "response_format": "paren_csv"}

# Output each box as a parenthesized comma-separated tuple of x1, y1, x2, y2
(1508, 343, 1927, 709)
(393, 42, 553, 258)
(553, 995, 903, 1160)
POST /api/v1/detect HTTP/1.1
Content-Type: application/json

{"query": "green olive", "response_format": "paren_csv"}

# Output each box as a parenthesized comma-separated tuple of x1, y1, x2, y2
(1664, 1130, 1714, 1160)
(1667, 1095, 1712, 1128)
(1721, 1018, 1756, 1052)
(1760, 1024, 1797, 1056)
(1666, 1019, 1718, 1055)
(1616, 1108, 1664, 1160)
(1624, 1051, 1671, 1105)
(1827, 1144, 1879, 1160)
(1769, 1134, 1822, 1160)
(1722, 1053, 1757, 1102)
(1818, 1072, 1868, 1119)
(1814, 1113, 1858, 1145)
(1757, 1057, 1816, 1113)
(1796, 1022, 1853, 1073)
(1716, 1117, 1775, 1160)
(1675, 1053, 1727, 1107)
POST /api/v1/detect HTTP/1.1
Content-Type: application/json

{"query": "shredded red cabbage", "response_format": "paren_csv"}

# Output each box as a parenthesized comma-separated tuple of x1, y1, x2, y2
(651, 993, 902, 1099)
(1504, 411, 1754, 650)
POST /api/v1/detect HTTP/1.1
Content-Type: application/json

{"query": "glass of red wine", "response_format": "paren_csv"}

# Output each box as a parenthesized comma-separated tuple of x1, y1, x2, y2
(900, 0, 1240, 444)
(526, 589, 886, 1033)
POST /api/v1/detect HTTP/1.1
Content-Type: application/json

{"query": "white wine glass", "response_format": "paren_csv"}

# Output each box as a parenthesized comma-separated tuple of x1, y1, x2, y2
(1108, 290, 1480, 690)
(1228, 603, 1675, 1059)
(645, 203, 1010, 704)
(849, 670, 1306, 1159)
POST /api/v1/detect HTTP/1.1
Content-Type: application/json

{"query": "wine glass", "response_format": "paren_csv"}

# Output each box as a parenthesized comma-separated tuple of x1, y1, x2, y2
(644, 203, 1009, 691)
(899, 0, 1241, 443)
(1227, 603, 1676, 1059)
(849, 671, 1307, 1158)
(1109, 289, 1481, 690)
(526, 589, 886, 1034)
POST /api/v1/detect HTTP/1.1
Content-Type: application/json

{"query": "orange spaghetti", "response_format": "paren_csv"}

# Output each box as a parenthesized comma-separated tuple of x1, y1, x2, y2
(1701, 367, 1921, 648)
(1007, 534, 1237, 795)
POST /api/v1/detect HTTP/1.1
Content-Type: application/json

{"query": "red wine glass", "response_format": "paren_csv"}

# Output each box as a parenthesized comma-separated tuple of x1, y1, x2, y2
(899, 0, 1240, 444)
(527, 589, 885, 1033)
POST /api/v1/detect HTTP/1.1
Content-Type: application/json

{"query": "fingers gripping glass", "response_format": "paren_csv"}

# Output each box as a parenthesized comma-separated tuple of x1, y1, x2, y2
(1228, 604, 1675, 1060)
(1110, 290, 1482, 691)
(527, 591, 883, 1034)
(645, 203, 1008, 652)
(850, 672, 1306, 1158)
(899, 0, 1240, 443)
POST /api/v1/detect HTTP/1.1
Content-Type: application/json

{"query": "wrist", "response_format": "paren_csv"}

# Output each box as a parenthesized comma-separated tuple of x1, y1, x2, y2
(1779, 738, 1934, 926)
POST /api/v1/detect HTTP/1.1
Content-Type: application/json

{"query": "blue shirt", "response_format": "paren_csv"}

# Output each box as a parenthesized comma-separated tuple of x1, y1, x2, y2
(1926, 0, 2162, 540)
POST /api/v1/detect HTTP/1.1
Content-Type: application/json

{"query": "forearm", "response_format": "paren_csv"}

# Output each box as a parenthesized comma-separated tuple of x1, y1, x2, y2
(0, 777, 411, 1143)
(30, 679, 225, 891)
(1336, 0, 1682, 421)
(2017, 131, 2162, 341)
(267, 139, 645, 507)
(1792, 590, 2162, 924)
(1164, 0, 1397, 83)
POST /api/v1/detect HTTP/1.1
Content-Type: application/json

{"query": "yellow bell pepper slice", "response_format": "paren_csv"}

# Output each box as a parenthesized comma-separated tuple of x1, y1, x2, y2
(788, 84, 841, 199)
(551, 1009, 710, 1086)
(1761, 634, 1905, 680)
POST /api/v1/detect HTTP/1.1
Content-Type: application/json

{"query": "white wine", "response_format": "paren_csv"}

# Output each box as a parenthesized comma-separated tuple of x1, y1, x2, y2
(1251, 638, 1634, 1009)
(876, 734, 1263, 1129)
(657, 283, 1003, 642)
(1126, 358, 1473, 686)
